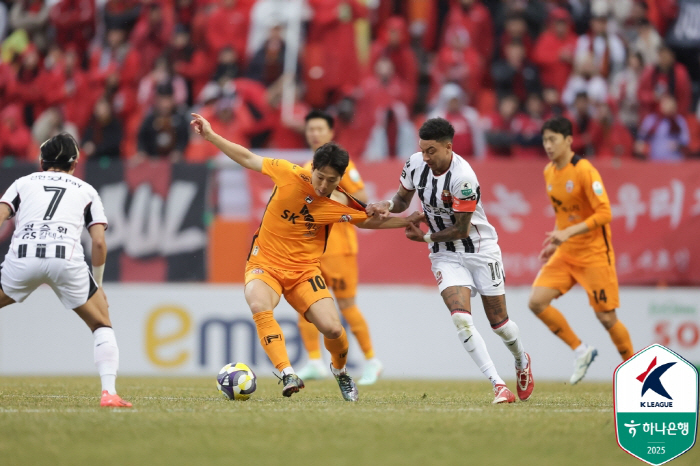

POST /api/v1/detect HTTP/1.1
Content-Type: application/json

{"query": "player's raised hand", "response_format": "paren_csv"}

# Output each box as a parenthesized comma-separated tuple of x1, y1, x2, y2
(404, 222, 426, 242)
(190, 113, 214, 140)
(366, 201, 392, 219)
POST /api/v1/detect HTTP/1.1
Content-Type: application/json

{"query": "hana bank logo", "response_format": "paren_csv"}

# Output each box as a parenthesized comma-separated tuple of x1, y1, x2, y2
(637, 357, 676, 407)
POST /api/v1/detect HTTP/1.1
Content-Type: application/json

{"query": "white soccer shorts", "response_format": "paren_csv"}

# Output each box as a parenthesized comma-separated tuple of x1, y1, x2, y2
(0, 256, 98, 309)
(429, 247, 506, 297)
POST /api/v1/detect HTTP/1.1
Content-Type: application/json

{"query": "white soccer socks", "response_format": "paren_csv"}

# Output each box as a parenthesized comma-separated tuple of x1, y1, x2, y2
(452, 311, 505, 387)
(93, 327, 119, 395)
(491, 319, 527, 370)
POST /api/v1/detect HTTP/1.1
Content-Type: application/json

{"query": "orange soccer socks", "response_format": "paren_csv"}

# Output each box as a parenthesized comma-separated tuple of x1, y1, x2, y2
(608, 321, 634, 361)
(298, 315, 322, 360)
(324, 327, 349, 370)
(253, 311, 291, 373)
(536, 306, 582, 350)
(341, 305, 375, 360)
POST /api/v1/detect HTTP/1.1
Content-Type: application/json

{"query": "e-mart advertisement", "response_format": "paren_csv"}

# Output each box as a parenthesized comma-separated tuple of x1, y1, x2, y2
(0, 285, 697, 380)
(248, 159, 700, 286)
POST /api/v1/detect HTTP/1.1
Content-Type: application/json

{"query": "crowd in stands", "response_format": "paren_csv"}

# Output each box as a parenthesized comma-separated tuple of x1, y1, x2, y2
(1, 0, 699, 163)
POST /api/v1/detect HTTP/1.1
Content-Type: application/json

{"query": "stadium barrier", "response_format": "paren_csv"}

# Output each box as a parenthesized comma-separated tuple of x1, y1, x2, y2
(1, 285, 697, 381)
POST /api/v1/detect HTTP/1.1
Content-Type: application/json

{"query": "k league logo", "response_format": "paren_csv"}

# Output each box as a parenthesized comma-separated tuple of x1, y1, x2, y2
(614, 344, 698, 466)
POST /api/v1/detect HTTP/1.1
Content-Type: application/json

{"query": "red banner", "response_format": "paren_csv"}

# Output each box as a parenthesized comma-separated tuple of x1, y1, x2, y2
(247, 159, 700, 286)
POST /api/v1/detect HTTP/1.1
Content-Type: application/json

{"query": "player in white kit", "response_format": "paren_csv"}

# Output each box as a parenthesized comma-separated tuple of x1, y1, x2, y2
(0, 133, 131, 408)
(367, 118, 534, 403)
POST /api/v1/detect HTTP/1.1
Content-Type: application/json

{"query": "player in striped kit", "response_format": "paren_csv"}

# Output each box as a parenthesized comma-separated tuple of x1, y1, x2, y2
(0, 133, 131, 407)
(367, 118, 534, 403)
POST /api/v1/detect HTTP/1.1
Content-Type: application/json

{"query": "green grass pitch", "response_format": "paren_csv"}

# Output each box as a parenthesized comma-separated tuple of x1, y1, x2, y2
(0, 377, 697, 466)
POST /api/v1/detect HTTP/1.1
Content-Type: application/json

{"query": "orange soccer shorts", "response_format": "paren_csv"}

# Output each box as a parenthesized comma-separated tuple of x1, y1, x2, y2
(245, 262, 332, 314)
(319, 254, 359, 300)
(533, 252, 620, 312)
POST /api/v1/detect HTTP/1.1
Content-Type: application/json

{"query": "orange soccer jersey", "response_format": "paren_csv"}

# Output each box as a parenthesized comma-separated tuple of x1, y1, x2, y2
(249, 158, 368, 271)
(303, 159, 365, 257)
(544, 155, 614, 266)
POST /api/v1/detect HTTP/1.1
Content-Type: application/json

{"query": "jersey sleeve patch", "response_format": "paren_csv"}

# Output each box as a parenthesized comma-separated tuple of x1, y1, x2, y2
(592, 180, 604, 196)
(457, 181, 474, 200)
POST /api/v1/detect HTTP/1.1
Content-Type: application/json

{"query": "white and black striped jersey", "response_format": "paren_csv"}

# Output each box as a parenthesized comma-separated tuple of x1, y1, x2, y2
(0, 172, 107, 262)
(400, 152, 499, 254)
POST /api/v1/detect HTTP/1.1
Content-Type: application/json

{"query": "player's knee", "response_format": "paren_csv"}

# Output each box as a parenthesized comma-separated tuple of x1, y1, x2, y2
(323, 324, 343, 340)
(596, 311, 617, 329)
(451, 311, 474, 332)
(336, 297, 355, 310)
(528, 297, 547, 314)
(248, 301, 270, 315)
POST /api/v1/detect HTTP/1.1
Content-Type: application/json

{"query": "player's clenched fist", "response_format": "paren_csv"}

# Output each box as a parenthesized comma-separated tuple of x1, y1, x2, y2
(191, 113, 214, 140)
(365, 201, 392, 219)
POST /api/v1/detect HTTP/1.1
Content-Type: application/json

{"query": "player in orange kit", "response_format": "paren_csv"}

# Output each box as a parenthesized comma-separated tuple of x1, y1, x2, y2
(190, 113, 417, 401)
(529, 117, 634, 384)
(296, 110, 382, 385)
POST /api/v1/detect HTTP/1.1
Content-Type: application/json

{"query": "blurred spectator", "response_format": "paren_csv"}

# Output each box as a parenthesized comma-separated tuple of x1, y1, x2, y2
(136, 83, 189, 162)
(562, 54, 608, 109)
(512, 92, 546, 158)
(629, 19, 662, 66)
(663, 0, 700, 87)
(82, 98, 123, 158)
(50, 0, 96, 59)
(60, 47, 94, 132)
(0, 104, 33, 160)
(265, 77, 311, 149)
(574, 11, 626, 79)
(491, 39, 541, 101)
(638, 45, 692, 116)
(9, 0, 50, 52)
(206, 0, 255, 60)
(532, 8, 577, 93)
(648, 0, 680, 37)
(442, 0, 494, 62)
(103, 0, 141, 31)
(428, 83, 485, 158)
(370, 16, 418, 107)
(483, 93, 520, 157)
(354, 57, 416, 160)
(611, 52, 645, 130)
(543, 87, 565, 117)
(498, 13, 533, 59)
(9, 45, 65, 125)
(168, 24, 216, 105)
(305, 0, 367, 108)
(568, 92, 599, 156)
(130, 0, 174, 76)
(32, 107, 79, 146)
(432, 26, 484, 100)
(138, 55, 189, 109)
(334, 95, 367, 158)
(186, 94, 257, 162)
(0, 2, 8, 42)
(492, 0, 548, 40)
(590, 100, 634, 158)
(247, 24, 287, 88)
(636, 94, 690, 162)
(208, 46, 242, 90)
(247, 0, 308, 58)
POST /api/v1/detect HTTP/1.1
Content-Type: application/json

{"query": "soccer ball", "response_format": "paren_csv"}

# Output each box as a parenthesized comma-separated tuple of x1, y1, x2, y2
(217, 362, 257, 400)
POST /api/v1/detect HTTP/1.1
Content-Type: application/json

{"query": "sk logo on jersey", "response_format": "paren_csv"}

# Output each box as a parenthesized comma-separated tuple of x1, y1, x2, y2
(637, 357, 676, 402)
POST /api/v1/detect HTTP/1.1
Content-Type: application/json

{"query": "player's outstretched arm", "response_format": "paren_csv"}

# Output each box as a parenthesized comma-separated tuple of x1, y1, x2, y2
(89, 224, 107, 287)
(366, 185, 415, 218)
(0, 203, 11, 229)
(190, 113, 263, 172)
(356, 211, 423, 230)
(405, 211, 473, 243)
